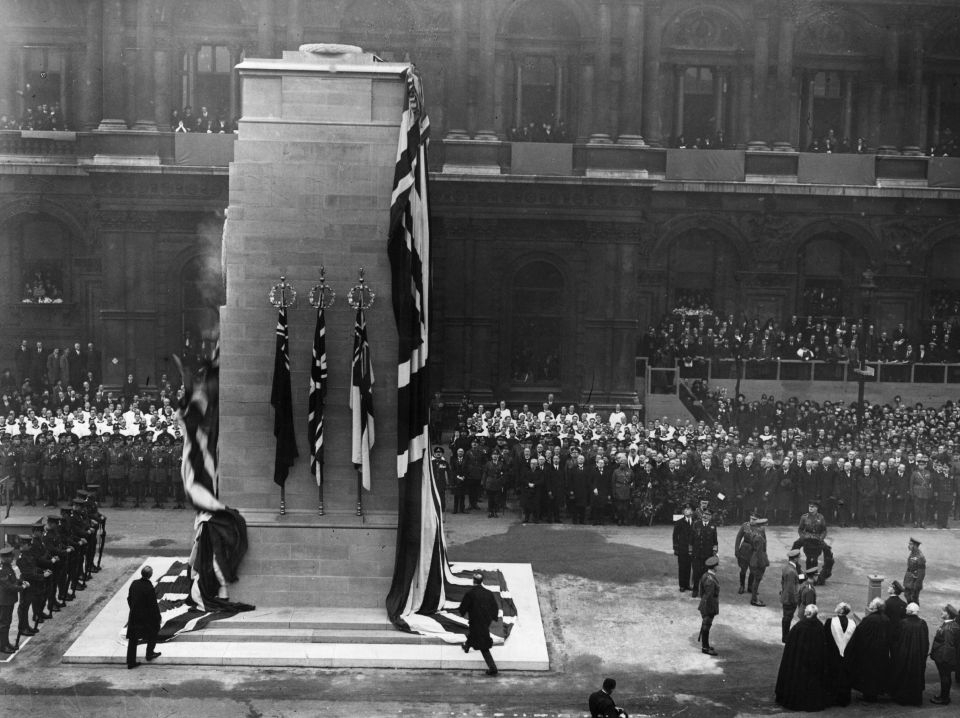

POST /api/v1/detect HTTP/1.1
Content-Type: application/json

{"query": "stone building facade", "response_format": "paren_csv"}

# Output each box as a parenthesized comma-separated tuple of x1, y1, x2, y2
(1, 0, 960, 405)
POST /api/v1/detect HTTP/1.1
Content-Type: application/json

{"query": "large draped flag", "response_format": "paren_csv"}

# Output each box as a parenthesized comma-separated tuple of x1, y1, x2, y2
(271, 307, 298, 486)
(385, 67, 459, 629)
(350, 306, 375, 490)
(156, 349, 253, 641)
(308, 305, 328, 486)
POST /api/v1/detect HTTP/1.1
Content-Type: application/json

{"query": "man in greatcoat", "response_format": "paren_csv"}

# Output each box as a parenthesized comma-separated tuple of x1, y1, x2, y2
(780, 548, 803, 643)
(889, 602, 929, 706)
(690, 508, 718, 599)
(903, 537, 926, 605)
(930, 603, 960, 705)
(126, 565, 162, 668)
(458, 572, 499, 676)
(672, 504, 695, 592)
(697, 555, 720, 656)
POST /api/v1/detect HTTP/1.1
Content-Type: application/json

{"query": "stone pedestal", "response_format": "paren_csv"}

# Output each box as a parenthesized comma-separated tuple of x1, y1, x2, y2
(221, 46, 408, 608)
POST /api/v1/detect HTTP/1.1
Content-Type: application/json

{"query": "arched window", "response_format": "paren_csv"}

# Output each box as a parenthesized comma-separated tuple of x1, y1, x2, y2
(17, 218, 69, 304)
(511, 261, 564, 385)
(925, 237, 960, 320)
(796, 235, 866, 319)
(665, 231, 739, 316)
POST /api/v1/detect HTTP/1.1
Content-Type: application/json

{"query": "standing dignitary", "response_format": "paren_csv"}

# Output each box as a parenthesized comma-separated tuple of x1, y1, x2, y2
(911, 455, 933, 528)
(903, 537, 926, 605)
(689, 507, 718, 598)
(672, 504, 695, 592)
(930, 603, 960, 705)
(1, 545, 27, 653)
(846, 597, 892, 702)
(884, 580, 908, 644)
(780, 548, 803, 643)
(889, 602, 929, 706)
(431, 446, 449, 512)
(775, 603, 830, 711)
(450, 447, 469, 514)
(567, 453, 591, 525)
(823, 602, 856, 706)
(126, 565, 162, 668)
(458, 572, 499, 676)
(697, 555, 720, 656)
(797, 499, 827, 570)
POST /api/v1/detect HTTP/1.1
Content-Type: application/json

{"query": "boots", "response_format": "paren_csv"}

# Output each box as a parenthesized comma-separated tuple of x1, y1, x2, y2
(0, 640, 17, 654)
(701, 627, 718, 656)
(781, 618, 791, 643)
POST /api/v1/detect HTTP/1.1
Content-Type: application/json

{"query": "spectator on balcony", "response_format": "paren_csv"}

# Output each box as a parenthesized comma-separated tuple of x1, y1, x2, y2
(182, 106, 195, 131)
(195, 107, 220, 134)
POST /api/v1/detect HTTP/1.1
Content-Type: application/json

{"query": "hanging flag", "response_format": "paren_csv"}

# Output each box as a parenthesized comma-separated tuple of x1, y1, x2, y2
(350, 305, 375, 490)
(270, 307, 298, 486)
(308, 305, 328, 486)
(385, 67, 460, 629)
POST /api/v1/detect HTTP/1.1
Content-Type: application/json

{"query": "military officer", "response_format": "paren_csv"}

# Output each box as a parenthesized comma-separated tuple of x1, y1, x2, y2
(431, 446, 450, 512)
(797, 499, 827, 570)
(106, 433, 127, 506)
(25, 522, 56, 628)
(13, 535, 42, 637)
(149, 435, 171, 508)
(780, 548, 803, 643)
(128, 433, 150, 508)
(903, 537, 926, 605)
(61, 439, 83, 501)
(690, 507, 718, 598)
(39, 433, 62, 506)
(697, 555, 720, 656)
(20, 433, 41, 506)
(83, 435, 107, 490)
(170, 434, 185, 509)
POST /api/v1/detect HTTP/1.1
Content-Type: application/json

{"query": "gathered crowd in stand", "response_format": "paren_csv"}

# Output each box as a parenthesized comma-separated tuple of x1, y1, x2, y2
(169, 105, 235, 134)
(433, 392, 959, 529)
(507, 119, 570, 142)
(641, 308, 960, 368)
(0, 100, 68, 131)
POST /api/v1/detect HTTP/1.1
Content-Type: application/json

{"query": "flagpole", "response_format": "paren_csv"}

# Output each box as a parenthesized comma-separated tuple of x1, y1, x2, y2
(270, 275, 298, 517)
(356, 468, 363, 517)
(280, 484, 286, 515)
(318, 465, 324, 516)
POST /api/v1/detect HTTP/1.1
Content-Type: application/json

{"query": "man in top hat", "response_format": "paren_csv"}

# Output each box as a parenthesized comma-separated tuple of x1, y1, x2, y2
(903, 537, 926, 605)
(697, 555, 720, 656)
(672, 504, 695, 592)
(458, 572, 499, 676)
(930, 603, 959, 705)
(797, 499, 827, 571)
(780, 548, 804, 643)
(0, 545, 27, 653)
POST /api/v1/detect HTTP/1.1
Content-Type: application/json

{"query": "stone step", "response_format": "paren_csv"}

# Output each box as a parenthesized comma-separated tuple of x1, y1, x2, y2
(212, 606, 395, 631)
(174, 627, 442, 644)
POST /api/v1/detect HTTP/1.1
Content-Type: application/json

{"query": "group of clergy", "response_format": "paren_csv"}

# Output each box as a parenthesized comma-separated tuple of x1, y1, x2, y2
(775, 585, 960, 709)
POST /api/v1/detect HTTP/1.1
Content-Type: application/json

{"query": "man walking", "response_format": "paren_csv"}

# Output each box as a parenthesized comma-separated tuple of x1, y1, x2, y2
(458, 572, 499, 676)
(126, 565, 162, 668)
(903, 537, 926, 605)
(697, 555, 720, 656)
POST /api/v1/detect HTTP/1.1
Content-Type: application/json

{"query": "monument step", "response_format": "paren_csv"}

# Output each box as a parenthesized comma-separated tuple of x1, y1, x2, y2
(213, 606, 395, 631)
(175, 627, 442, 644)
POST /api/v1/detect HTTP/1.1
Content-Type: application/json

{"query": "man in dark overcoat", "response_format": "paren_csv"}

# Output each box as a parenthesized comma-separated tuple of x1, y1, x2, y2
(458, 572, 499, 676)
(126, 565, 162, 668)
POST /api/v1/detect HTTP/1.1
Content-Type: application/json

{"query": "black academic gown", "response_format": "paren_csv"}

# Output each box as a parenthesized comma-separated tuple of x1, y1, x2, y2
(775, 615, 830, 711)
(823, 615, 855, 706)
(889, 614, 930, 706)
(845, 611, 891, 699)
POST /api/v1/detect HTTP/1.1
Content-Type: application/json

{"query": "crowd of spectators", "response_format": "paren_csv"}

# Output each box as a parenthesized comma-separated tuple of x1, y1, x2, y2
(21, 271, 63, 304)
(507, 119, 570, 143)
(169, 105, 235, 134)
(0, 102, 67, 131)
(640, 310, 960, 369)
(437, 391, 959, 528)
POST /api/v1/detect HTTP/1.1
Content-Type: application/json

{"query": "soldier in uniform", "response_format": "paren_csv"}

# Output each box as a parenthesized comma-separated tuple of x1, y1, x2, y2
(0, 435, 18, 500)
(83, 435, 107, 490)
(780, 547, 803, 643)
(910, 455, 932, 529)
(797, 499, 827, 570)
(734, 509, 769, 605)
(13, 534, 42, 637)
(170, 434, 185, 509)
(690, 507, 718, 598)
(39, 434, 62, 507)
(61, 438, 83, 501)
(128, 433, 150, 508)
(697, 555, 720, 656)
(1, 545, 27, 653)
(902, 537, 925, 605)
(107, 433, 128, 507)
(42, 514, 73, 607)
(60, 507, 90, 594)
(431, 446, 449, 512)
(20, 433, 41, 506)
(932, 456, 954, 529)
(149, 435, 171, 508)
(25, 522, 56, 629)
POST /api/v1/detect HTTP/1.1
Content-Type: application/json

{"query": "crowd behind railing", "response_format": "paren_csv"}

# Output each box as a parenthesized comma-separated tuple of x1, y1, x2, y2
(432, 390, 960, 528)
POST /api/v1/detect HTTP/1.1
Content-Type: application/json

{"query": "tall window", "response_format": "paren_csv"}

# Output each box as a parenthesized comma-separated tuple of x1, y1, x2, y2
(797, 236, 863, 319)
(805, 71, 844, 147)
(185, 45, 232, 119)
(519, 55, 558, 129)
(19, 46, 67, 126)
(181, 256, 221, 354)
(682, 66, 716, 144)
(934, 75, 960, 153)
(511, 262, 564, 385)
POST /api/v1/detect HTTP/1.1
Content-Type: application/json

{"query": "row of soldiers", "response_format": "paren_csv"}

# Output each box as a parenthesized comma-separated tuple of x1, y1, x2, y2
(0, 490, 106, 653)
(0, 430, 185, 509)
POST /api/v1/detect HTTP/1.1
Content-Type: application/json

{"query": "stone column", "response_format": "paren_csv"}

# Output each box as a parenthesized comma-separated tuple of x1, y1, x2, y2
(619, 0, 645, 143)
(773, 11, 796, 147)
(445, 0, 468, 138)
(589, 1, 613, 143)
(641, 0, 663, 146)
(131, 0, 158, 130)
(673, 65, 685, 142)
(749, 5, 770, 146)
(154, 23, 172, 131)
(513, 58, 522, 129)
(186, 46, 198, 110)
(878, 27, 900, 153)
(931, 76, 942, 149)
(902, 24, 925, 155)
(866, 80, 883, 150)
(228, 46, 242, 126)
(0, 28, 14, 120)
(286, 0, 303, 50)
(97, 0, 127, 130)
(474, 0, 498, 140)
(78, 0, 103, 130)
(712, 67, 725, 134)
(841, 72, 854, 143)
(578, 60, 595, 141)
(554, 61, 564, 125)
(257, 0, 275, 58)
(803, 72, 815, 149)
(737, 68, 752, 147)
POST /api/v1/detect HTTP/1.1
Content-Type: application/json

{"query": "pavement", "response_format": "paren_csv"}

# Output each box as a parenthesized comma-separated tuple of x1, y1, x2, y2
(1, 500, 959, 717)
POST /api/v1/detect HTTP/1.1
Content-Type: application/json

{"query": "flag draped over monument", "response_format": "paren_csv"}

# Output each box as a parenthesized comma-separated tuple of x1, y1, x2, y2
(350, 306, 375, 490)
(385, 67, 457, 627)
(308, 305, 328, 486)
(271, 307, 298, 486)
